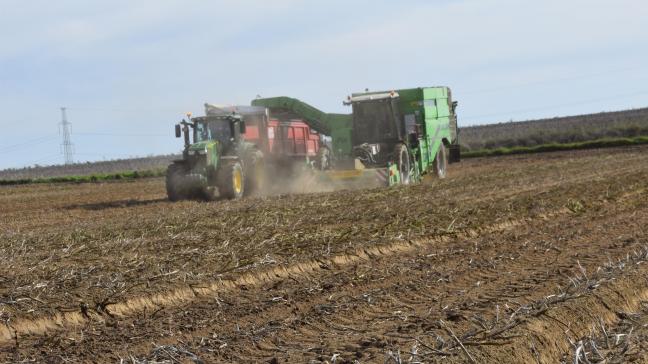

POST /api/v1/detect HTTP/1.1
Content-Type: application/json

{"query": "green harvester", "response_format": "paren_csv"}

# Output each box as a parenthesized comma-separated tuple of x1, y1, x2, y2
(252, 86, 459, 188)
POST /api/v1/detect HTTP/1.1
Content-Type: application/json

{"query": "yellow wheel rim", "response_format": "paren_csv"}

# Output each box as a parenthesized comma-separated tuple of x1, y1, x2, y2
(233, 169, 242, 193)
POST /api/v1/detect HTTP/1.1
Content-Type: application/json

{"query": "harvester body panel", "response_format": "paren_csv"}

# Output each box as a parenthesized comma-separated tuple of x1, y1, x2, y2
(392, 86, 455, 177)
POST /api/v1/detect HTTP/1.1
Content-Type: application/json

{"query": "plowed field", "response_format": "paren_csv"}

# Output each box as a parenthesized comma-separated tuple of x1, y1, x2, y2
(1, 146, 648, 363)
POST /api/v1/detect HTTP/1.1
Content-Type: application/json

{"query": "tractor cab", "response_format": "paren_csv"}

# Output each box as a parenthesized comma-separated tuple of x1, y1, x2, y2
(347, 91, 406, 168)
(175, 114, 245, 157)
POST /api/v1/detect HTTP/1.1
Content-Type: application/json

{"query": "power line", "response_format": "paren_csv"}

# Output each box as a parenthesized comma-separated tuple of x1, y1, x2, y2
(461, 65, 646, 95)
(0, 136, 58, 154)
(67, 106, 189, 113)
(73, 132, 169, 137)
(28, 154, 64, 166)
(0, 132, 167, 155)
(74, 152, 163, 158)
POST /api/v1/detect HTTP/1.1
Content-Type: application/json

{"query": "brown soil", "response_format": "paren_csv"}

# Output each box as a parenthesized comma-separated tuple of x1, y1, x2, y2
(1, 146, 647, 363)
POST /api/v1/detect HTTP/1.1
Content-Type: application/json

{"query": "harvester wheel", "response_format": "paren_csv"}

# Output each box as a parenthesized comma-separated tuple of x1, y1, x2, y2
(434, 144, 448, 179)
(315, 147, 331, 170)
(217, 161, 245, 199)
(394, 143, 411, 185)
(166, 163, 186, 201)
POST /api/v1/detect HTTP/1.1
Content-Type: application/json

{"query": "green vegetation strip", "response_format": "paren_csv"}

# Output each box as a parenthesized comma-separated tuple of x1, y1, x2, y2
(463, 136, 648, 158)
(3, 136, 647, 185)
(0, 168, 166, 186)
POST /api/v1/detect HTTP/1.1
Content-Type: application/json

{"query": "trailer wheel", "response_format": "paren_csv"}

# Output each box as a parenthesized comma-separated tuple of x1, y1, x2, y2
(394, 144, 411, 185)
(166, 163, 186, 201)
(433, 144, 448, 179)
(217, 161, 245, 199)
(315, 147, 331, 170)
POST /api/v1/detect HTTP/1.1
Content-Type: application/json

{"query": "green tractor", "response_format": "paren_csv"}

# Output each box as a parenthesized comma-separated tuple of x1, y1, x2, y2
(166, 112, 263, 201)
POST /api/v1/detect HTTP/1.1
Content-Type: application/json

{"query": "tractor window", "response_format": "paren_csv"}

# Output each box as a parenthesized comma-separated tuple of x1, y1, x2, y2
(208, 121, 233, 144)
(194, 120, 232, 144)
(352, 99, 399, 144)
(194, 123, 211, 142)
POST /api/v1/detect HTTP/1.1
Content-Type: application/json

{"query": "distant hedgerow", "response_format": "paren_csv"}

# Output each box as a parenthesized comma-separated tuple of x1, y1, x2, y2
(0, 168, 167, 186)
(463, 136, 648, 158)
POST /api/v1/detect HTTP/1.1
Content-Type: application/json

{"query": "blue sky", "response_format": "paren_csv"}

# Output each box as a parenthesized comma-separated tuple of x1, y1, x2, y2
(1, 0, 647, 169)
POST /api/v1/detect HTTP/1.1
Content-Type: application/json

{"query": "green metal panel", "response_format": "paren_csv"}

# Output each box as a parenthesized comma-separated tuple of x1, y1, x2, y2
(388, 164, 400, 186)
(390, 86, 454, 176)
(419, 138, 430, 168)
(422, 87, 447, 100)
(424, 104, 438, 118)
(437, 99, 450, 118)
(394, 88, 423, 112)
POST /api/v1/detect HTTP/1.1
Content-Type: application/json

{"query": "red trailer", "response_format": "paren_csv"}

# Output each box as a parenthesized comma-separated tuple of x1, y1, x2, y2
(205, 104, 327, 167)
(261, 119, 320, 157)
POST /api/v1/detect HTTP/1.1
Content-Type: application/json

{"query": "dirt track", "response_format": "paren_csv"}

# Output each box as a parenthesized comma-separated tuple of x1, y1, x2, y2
(1, 146, 648, 363)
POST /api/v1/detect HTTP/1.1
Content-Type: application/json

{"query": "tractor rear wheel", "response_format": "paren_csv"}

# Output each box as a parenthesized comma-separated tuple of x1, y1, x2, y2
(217, 161, 245, 199)
(166, 163, 186, 201)
(433, 144, 448, 179)
(393, 143, 411, 185)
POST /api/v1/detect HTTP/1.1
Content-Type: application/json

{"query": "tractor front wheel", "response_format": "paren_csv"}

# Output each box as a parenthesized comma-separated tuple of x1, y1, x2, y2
(217, 161, 245, 199)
